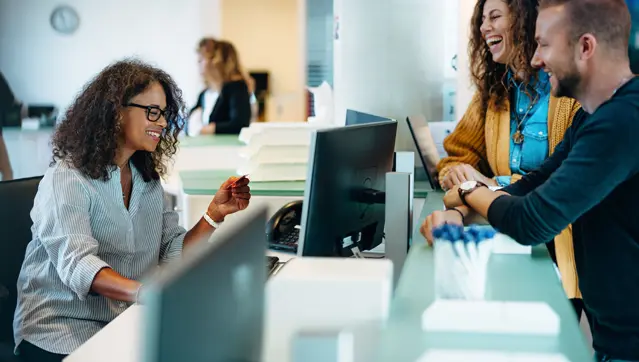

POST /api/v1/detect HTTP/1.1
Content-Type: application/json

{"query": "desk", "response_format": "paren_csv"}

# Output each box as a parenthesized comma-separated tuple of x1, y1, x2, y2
(63, 306, 141, 362)
(177, 168, 434, 229)
(2, 127, 54, 179)
(375, 205, 592, 361)
(177, 169, 305, 229)
(181, 169, 306, 197)
(63, 199, 590, 362)
(178, 135, 244, 148)
(163, 135, 245, 196)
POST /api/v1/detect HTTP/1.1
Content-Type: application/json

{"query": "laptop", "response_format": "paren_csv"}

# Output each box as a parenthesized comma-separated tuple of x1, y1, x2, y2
(405, 115, 442, 190)
(345, 109, 393, 125)
(141, 206, 268, 362)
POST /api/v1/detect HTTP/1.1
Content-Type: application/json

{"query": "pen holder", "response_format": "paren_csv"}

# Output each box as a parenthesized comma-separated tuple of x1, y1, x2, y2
(433, 225, 495, 300)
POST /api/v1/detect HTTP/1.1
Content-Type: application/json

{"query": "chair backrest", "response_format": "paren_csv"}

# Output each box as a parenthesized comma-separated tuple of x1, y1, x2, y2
(0, 176, 42, 343)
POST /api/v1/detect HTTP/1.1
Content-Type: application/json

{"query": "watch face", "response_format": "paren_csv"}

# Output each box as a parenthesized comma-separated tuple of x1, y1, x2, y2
(460, 180, 478, 191)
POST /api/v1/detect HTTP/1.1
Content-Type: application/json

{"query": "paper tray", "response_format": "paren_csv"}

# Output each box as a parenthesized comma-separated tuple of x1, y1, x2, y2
(422, 300, 560, 336)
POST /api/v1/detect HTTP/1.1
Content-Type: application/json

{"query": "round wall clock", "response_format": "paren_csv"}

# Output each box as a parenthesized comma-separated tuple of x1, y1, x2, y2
(50, 5, 80, 35)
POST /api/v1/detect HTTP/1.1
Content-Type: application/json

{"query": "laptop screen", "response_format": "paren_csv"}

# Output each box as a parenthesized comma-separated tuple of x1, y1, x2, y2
(345, 109, 391, 125)
(405, 115, 441, 190)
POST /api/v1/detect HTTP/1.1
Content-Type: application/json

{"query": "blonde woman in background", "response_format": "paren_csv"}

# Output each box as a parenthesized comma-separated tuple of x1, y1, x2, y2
(188, 38, 257, 136)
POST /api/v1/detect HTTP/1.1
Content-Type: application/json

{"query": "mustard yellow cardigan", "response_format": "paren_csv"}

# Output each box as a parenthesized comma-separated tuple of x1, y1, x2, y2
(438, 92, 582, 299)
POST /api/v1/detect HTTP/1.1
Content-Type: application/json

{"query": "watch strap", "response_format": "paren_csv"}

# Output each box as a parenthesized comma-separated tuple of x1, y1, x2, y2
(203, 212, 223, 229)
(448, 207, 465, 223)
(459, 181, 487, 207)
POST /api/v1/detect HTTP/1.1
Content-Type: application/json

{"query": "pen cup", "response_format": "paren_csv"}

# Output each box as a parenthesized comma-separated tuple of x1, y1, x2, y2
(433, 225, 495, 300)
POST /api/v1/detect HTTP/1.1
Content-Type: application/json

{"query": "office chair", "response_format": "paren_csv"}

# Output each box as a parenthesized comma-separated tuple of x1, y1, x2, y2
(0, 176, 42, 362)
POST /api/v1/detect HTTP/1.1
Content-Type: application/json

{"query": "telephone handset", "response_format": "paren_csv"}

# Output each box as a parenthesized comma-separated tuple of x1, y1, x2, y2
(266, 200, 303, 253)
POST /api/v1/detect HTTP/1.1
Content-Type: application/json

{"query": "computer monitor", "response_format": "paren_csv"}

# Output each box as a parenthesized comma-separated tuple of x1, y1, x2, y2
(345, 109, 392, 125)
(405, 115, 441, 190)
(297, 121, 397, 257)
(141, 206, 268, 362)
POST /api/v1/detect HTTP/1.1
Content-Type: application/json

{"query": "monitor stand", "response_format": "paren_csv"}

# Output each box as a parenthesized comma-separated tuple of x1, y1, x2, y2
(340, 225, 379, 258)
(347, 171, 413, 278)
(351, 245, 365, 259)
(384, 170, 413, 288)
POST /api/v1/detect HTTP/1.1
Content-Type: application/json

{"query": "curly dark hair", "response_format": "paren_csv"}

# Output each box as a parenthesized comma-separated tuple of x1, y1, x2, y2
(469, 0, 540, 116)
(51, 59, 186, 182)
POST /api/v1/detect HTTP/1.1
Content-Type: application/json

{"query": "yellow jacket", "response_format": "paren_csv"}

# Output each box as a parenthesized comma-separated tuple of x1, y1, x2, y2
(438, 92, 582, 299)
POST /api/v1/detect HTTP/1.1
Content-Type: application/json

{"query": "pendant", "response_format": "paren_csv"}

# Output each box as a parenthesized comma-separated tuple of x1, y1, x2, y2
(513, 130, 524, 144)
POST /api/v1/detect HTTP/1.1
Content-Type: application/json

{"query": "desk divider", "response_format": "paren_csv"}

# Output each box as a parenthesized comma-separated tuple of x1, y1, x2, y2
(384, 151, 415, 288)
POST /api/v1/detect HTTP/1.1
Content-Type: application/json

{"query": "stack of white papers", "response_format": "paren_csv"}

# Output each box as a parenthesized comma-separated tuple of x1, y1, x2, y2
(237, 123, 332, 182)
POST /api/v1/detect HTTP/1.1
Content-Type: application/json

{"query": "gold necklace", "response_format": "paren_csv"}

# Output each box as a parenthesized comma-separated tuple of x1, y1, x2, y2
(512, 92, 540, 145)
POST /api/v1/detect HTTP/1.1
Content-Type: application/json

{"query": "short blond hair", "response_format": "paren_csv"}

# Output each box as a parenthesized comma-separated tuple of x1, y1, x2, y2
(539, 0, 630, 56)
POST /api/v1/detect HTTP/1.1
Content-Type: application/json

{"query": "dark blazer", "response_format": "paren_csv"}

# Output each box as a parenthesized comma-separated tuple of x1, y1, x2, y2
(190, 80, 251, 135)
(0, 72, 16, 134)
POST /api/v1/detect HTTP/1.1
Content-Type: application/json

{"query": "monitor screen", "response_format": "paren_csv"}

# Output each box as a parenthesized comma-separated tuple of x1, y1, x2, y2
(298, 121, 397, 257)
(141, 207, 267, 362)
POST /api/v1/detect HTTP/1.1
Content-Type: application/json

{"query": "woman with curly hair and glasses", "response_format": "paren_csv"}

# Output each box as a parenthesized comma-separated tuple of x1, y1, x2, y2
(12, 59, 251, 362)
(436, 0, 585, 319)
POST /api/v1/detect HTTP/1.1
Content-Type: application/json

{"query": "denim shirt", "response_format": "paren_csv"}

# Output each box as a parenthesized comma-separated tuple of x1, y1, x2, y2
(495, 71, 551, 187)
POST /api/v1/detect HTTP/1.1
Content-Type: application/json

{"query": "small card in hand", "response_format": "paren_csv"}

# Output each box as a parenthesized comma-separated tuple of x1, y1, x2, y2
(230, 175, 249, 188)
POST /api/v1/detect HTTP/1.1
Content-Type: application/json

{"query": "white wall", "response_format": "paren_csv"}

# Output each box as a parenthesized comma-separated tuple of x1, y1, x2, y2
(221, 0, 306, 122)
(0, 0, 221, 112)
(456, 0, 477, 121)
(306, 0, 334, 87)
(333, 0, 457, 151)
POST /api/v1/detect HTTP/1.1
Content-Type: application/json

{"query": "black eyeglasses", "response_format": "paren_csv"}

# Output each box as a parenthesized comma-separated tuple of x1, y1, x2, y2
(127, 103, 167, 122)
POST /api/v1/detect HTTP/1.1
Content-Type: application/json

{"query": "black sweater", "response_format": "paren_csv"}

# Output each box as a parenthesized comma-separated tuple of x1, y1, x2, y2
(191, 80, 251, 135)
(487, 77, 639, 359)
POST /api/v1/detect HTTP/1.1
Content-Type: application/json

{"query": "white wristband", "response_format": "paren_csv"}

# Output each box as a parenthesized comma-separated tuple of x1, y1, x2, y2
(135, 284, 143, 304)
(203, 212, 223, 229)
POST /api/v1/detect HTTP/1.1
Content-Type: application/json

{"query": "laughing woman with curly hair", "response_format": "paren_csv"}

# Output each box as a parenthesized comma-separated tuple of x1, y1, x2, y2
(12, 59, 251, 362)
(436, 0, 584, 319)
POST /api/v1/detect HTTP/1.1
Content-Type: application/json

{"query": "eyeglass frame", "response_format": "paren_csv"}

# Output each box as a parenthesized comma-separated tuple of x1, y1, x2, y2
(126, 103, 168, 122)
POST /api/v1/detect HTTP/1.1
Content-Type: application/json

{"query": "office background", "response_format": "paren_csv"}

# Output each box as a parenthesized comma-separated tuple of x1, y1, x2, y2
(0, 0, 462, 126)
(0, 0, 307, 123)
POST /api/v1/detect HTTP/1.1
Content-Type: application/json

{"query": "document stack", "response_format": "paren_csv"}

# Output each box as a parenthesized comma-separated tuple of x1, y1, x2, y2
(237, 123, 331, 182)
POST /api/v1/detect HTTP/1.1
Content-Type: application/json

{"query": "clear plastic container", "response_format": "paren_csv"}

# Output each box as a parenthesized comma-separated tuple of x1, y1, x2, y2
(433, 225, 494, 300)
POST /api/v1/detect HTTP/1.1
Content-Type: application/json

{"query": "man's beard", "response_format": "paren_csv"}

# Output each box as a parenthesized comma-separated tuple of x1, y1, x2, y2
(553, 66, 581, 99)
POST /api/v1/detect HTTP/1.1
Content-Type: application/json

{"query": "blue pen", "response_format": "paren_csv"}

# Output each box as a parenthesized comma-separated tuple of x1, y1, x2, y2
(466, 232, 479, 269)
(449, 224, 463, 242)
(454, 232, 473, 274)
(451, 230, 474, 297)
(477, 229, 495, 270)
(432, 226, 444, 240)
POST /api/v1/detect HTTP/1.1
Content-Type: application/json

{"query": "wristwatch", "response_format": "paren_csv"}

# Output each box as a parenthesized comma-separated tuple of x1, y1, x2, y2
(458, 180, 487, 206)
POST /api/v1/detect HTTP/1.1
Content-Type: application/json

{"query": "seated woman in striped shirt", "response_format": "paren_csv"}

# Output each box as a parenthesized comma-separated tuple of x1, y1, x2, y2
(12, 59, 252, 362)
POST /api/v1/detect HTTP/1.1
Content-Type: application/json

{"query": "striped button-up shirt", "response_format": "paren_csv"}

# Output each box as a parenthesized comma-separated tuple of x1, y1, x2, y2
(13, 160, 186, 354)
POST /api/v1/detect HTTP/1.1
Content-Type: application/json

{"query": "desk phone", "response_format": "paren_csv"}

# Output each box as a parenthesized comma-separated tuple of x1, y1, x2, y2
(266, 200, 303, 253)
